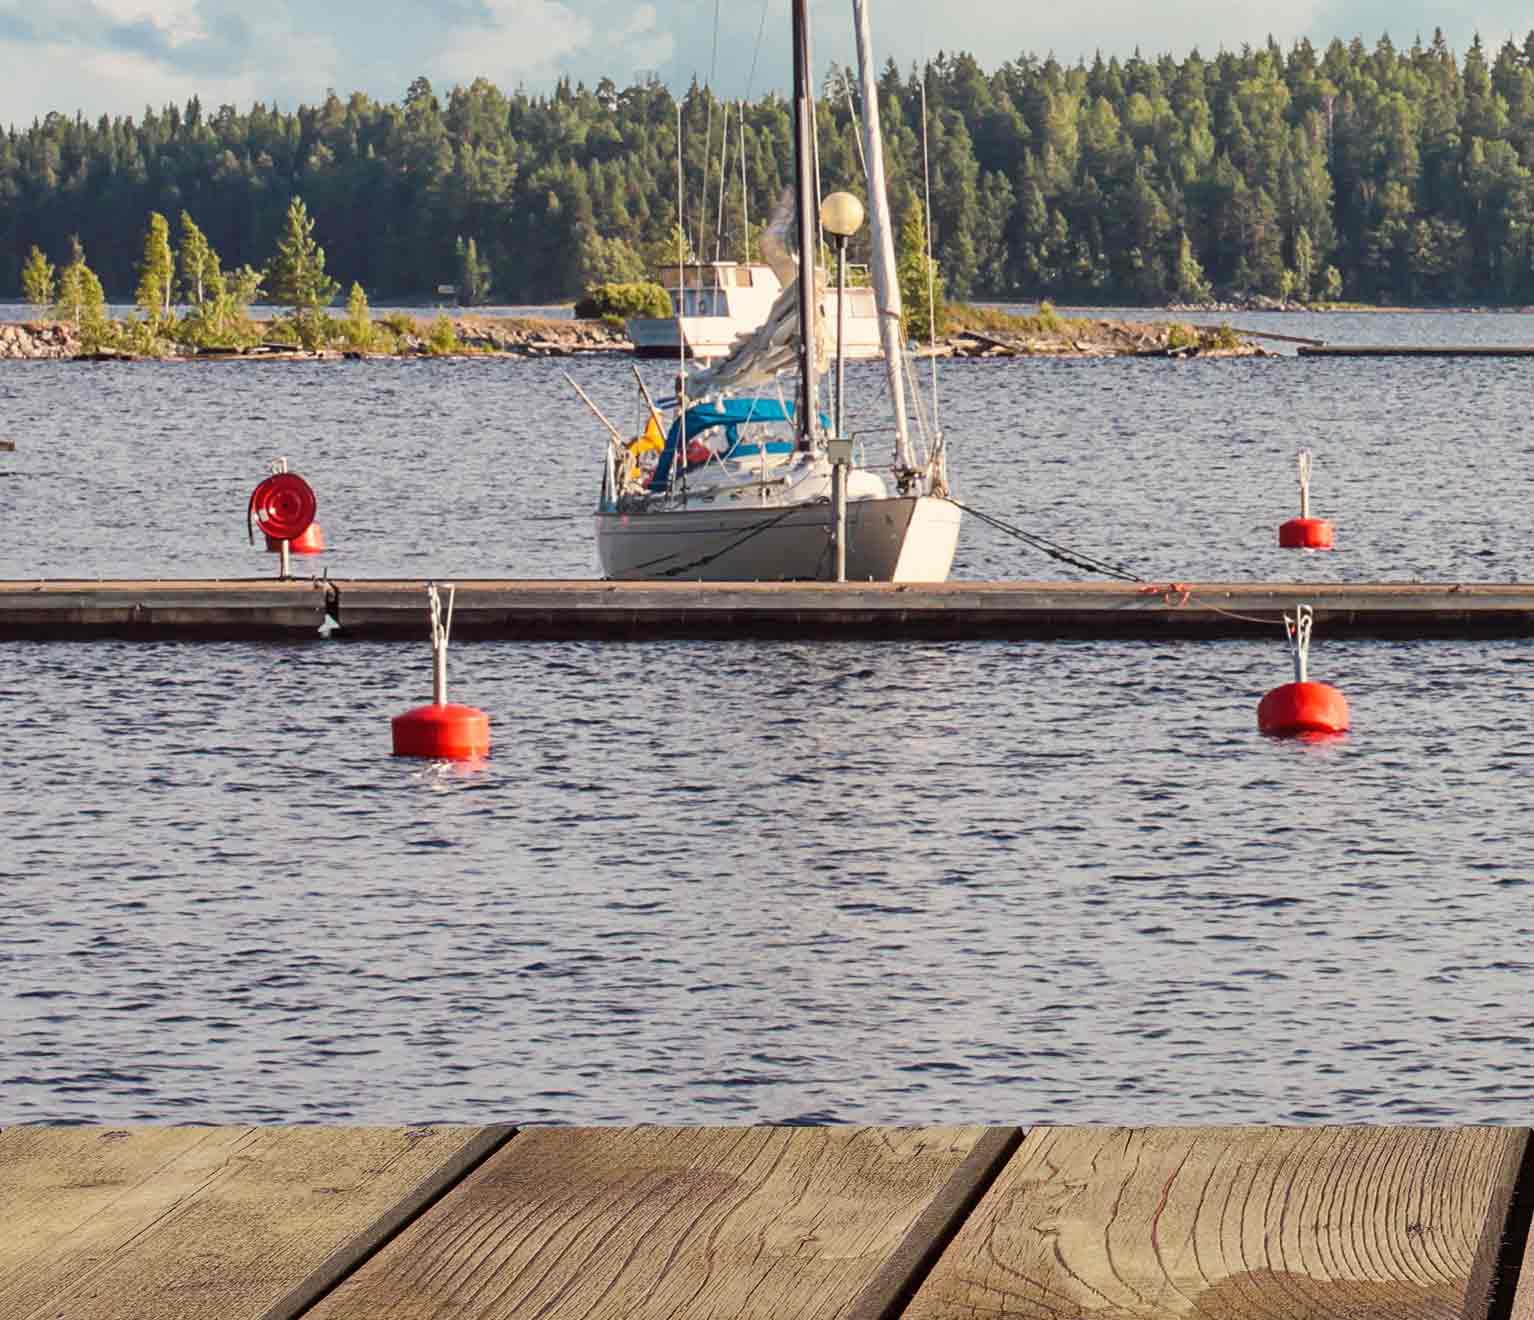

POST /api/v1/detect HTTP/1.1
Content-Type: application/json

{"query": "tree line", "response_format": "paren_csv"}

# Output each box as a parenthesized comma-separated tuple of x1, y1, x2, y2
(7, 30, 1534, 307)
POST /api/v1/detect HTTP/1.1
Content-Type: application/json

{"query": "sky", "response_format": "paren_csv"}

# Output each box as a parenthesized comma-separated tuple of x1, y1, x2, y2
(1, 0, 1531, 129)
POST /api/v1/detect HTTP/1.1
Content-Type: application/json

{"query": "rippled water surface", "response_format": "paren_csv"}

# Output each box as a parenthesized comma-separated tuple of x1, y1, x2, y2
(3, 316, 1534, 1126)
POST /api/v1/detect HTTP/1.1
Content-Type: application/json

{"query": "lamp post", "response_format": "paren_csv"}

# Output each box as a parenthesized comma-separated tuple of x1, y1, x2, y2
(819, 190, 865, 582)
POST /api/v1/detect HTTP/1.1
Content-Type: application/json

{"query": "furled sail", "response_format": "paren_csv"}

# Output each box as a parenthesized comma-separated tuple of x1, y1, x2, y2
(687, 193, 828, 394)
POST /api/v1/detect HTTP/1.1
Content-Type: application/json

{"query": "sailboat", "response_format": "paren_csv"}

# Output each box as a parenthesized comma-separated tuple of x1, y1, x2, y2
(590, 0, 961, 583)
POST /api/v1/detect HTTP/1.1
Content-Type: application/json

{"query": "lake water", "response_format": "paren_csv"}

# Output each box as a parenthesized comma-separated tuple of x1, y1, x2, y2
(3, 314, 1533, 1128)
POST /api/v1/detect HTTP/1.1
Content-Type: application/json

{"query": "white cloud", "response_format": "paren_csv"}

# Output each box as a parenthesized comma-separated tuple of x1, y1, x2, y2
(91, 0, 206, 46)
(430, 0, 593, 84)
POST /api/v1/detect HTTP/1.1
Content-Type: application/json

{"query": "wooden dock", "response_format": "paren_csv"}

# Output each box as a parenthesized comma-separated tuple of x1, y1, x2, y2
(4, 578, 1534, 640)
(1299, 344, 1534, 357)
(2, 1124, 1532, 1319)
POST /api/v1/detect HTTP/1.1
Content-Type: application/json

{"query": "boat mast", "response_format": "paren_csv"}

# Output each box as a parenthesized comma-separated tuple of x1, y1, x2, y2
(851, 0, 915, 474)
(791, 0, 820, 450)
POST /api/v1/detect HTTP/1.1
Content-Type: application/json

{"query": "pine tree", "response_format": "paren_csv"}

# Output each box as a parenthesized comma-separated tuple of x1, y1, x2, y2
(266, 197, 340, 347)
(454, 236, 491, 305)
(57, 237, 106, 333)
(20, 245, 54, 312)
(135, 212, 174, 322)
(896, 205, 945, 341)
(176, 211, 225, 309)
(342, 282, 375, 349)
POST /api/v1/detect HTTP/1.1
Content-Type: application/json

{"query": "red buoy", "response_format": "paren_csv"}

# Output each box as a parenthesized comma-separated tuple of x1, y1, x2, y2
(392, 584, 491, 761)
(1279, 516, 1334, 549)
(392, 702, 490, 760)
(266, 522, 326, 554)
(1258, 680, 1350, 737)
(1280, 450, 1333, 549)
(1259, 604, 1349, 739)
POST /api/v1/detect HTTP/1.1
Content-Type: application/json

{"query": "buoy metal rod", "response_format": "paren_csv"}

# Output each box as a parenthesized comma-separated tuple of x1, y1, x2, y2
(1298, 449, 1312, 519)
(1286, 603, 1313, 683)
(429, 583, 456, 706)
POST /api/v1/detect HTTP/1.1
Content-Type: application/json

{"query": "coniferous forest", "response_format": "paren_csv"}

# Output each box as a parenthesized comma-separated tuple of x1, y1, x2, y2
(7, 30, 1534, 307)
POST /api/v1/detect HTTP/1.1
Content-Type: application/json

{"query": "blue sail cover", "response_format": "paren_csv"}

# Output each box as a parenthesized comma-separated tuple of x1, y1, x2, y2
(649, 398, 826, 491)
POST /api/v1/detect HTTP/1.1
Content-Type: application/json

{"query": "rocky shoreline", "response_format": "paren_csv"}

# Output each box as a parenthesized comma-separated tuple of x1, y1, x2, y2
(0, 312, 1268, 362)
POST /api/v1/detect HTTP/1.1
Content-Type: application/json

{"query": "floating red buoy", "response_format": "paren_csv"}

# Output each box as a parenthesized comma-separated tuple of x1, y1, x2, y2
(1279, 449, 1334, 550)
(1258, 680, 1350, 737)
(392, 702, 491, 759)
(392, 584, 491, 761)
(1259, 604, 1349, 739)
(1279, 516, 1334, 549)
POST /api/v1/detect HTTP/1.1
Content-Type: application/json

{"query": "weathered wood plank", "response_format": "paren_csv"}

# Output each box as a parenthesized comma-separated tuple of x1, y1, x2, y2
(0, 1124, 507, 1320)
(904, 1126, 1528, 1320)
(8, 578, 1534, 639)
(304, 1124, 1002, 1320)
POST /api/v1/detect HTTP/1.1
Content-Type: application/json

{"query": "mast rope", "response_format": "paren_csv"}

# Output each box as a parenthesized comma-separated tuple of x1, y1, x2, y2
(627, 503, 810, 577)
(941, 497, 1144, 581)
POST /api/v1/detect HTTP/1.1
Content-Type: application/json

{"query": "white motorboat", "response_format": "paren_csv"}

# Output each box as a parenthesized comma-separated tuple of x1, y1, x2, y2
(627, 260, 884, 362)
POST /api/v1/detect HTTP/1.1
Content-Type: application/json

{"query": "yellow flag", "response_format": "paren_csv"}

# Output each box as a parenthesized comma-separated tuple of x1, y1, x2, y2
(628, 413, 665, 454)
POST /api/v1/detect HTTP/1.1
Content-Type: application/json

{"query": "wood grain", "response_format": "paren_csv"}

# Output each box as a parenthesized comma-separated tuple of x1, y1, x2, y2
(0, 1124, 501, 1320)
(903, 1126, 1528, 1320)
(305, 1124, 999, 1320)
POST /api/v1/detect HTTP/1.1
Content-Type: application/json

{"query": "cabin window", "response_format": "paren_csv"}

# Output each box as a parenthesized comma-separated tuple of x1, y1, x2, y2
(736, 268, 754, 286)
(848, 288, 877, 317)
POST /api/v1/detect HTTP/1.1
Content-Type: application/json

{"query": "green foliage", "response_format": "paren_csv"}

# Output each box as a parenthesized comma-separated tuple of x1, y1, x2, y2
(20, 245, 54, 311)
(135, 212, 174, 323)
(56, 240, 107, 335)
(425, 313, 459, 354)
(947, 300, 1076, 338)
(1165, 322, 1198, 350)
(266, 197, 340, 348)
(12, 40, 1534, 305)
(896, 206, 946, 341)
(177, 212, 225, 309)
(342, 282, 377, 349)
(575, 281, 671, 319)
(454, 237, 491, 306)
(380, 310, 418, 339)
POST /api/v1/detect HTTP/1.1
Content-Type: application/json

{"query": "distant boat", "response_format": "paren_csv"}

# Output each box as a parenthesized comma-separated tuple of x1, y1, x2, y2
(627, 260, 883, 362)
(588, 0, 961, 583)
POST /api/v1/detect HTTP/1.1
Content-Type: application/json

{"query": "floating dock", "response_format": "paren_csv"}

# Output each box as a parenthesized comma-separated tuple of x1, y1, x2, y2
(2, 1123, 1532, 1319)
(3, 578, 1534, 640)
(1298, 344, 1534, 357)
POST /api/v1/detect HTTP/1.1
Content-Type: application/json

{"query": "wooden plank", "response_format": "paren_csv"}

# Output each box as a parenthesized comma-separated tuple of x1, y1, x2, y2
(0, 1124, 508, 1320)
(904, 1126, 1528, 1320)
(304, 1124, 1003, 1320)
(9, 578, 1534, 639)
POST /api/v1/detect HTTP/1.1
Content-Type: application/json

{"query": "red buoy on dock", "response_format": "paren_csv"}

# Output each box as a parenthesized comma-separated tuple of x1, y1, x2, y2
(1279, 450, 1334, 549)
(391, 584, 491, 761)
(1259, 604, 1349, 738)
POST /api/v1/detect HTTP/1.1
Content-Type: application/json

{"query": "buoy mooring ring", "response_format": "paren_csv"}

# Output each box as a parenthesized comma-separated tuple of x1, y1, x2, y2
(1258, 679, 1350, 738)
(392, 703, 491, 760)
(1279, 516, 1334, 549)
(249, 471, 317, 543)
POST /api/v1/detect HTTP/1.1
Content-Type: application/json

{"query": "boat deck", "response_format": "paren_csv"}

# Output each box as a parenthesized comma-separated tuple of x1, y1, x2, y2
(3, 578, 1534, 640)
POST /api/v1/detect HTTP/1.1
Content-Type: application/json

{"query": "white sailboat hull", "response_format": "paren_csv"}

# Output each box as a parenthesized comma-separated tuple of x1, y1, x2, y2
(596, 495, 960, 581)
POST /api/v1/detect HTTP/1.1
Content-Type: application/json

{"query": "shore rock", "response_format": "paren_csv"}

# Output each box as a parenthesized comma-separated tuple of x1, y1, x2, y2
(0, 321, 81, 359)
